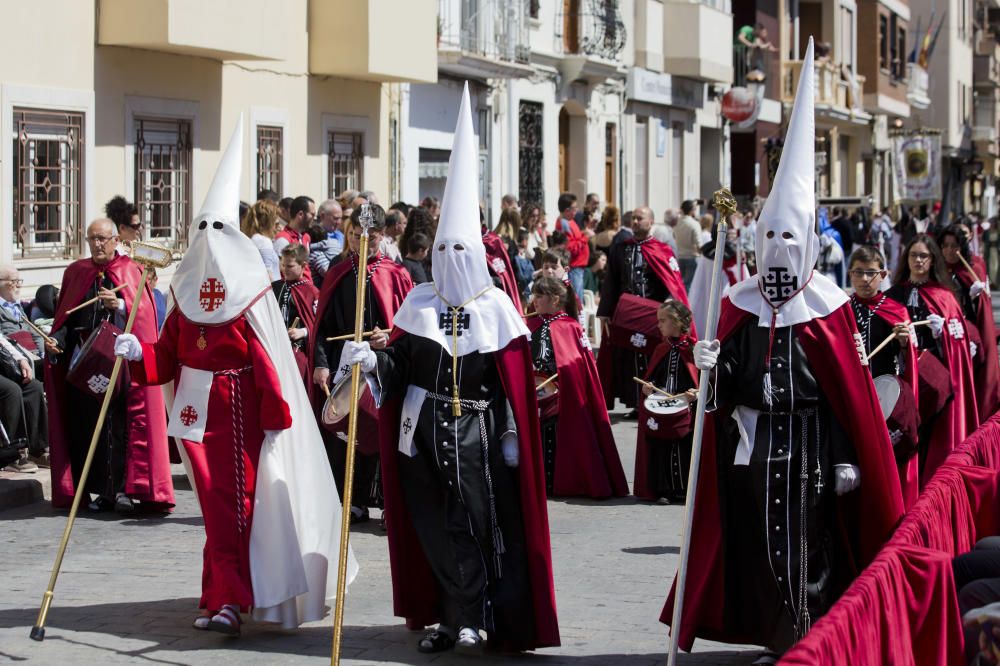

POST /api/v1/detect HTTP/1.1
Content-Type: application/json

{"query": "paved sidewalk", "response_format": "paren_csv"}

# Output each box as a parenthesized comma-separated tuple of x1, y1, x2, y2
(0, 410, 757, 665)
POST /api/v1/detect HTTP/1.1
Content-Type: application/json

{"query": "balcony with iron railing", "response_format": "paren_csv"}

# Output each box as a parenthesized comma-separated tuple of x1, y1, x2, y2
(549, 0, 627, 85)
(437, 0, 534, 79)
(783, 59, 869, 124)
(733, 43, 779, 99)
(661, 0, 733, 84)
(973, 96, 999, 151)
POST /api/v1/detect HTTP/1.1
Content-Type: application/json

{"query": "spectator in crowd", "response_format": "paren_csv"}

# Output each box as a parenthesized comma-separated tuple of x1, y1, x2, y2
(593, 205, 622, 252)
(494, 208, 521, 246)
(239, 201, 250, 233)
(243, 199, 281, 281)
(523, 203, 548, 264)
(556, 192, 590, 300)
(0, 265, 44, 357)
(402, 231, 430, 284)
(500, 192, 519, 213)
(317, 199, 345, 256)
(870, 207, 894, 268)
(256, 188, 279, 204)
(307, 223, 340, 287)
(0, 329, 46, 473)
(576, 192, 601, 228)
(549, 229, 569, 254)
(380, 209, 405, 263)
(675, 200, 702, 289)
(355, 190, 379, 207)
(104, 195, 142, 250)
(614, 210, 635, 247)
(830, 206, 854, 260)
(513, 227, 535, 301)
(29, 285, 58, 327)
(149, 269, 167, 331)
(420, 195, 440, 222)
(698, 213, 714, 244)
(338, 189, 359, 208)
(278, 196, 293, 228)
(274, 196, 314, 254)
(398, 205, 436, 265)
(583, 248, 607, 298)
(652, 207, 678, 251)
(389, 201, 412, 217)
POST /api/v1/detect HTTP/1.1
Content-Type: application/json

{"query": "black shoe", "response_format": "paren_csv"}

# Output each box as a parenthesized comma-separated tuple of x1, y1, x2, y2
(114, 493, 135, 514)
(87, 496, 113, 512)
(623, 409, 639, 420)
(417, 629, 455, 653)
(350, 507, 369, 525)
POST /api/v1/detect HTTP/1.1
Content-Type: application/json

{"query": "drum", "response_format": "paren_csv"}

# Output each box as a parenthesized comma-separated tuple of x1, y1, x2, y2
(874, 374, 919, 462)
(639, 392, 692, 440)
(320, 374, 380, 455)
(609, 293, 662, 355)
(66, 321, 128, 400)
(535, 373, 559, 421)
(916, 350, 952, 422)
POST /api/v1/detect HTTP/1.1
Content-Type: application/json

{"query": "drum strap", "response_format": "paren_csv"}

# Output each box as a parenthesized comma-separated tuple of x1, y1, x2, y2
(426, 391, 505, 579)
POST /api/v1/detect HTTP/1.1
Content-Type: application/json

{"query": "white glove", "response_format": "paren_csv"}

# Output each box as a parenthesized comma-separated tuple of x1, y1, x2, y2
(928, 314, 945, 339)
(114, 333, 143, 361)
(971, 341, 979, 359)
(343, 341, 377, 373)
(970, 280, 989, 299)
(834, 464, 860, 496)
(501, 433, 519, 468)
(693, 339, 720, 371)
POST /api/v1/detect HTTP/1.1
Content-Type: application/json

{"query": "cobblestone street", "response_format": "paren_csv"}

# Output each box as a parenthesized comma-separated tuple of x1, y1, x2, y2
(0, 409, 755, 665)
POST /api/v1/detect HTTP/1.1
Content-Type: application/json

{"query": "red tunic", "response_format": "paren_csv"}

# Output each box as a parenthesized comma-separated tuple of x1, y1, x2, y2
(46, 254, 174, 509)
(527, 314, 628, 498)
(131, 309, 291, 611)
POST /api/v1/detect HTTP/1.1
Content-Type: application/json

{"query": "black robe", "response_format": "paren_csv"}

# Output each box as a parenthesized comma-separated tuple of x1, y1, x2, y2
(374, 333, 533, 638)
(850, 296, 904, 379)
(50, 273, 127, 500)
(530, 315, 562, 494)
(597, 240, 671, 408)
(645, 345, 696, 500)
(714, 316, 856, 650)
(272, 280, 305, 353)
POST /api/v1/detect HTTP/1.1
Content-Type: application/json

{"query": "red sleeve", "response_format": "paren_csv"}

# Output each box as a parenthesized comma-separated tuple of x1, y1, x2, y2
(131, 308, 180, 385)
(247, 323, 292, 431)
(566, 222, 588, 261)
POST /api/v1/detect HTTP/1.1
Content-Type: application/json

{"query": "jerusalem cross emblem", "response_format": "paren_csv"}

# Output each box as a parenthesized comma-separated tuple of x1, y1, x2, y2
(87, 374, 111, 394)
(179, 405, 199, 427)
(199, 278, 226, 312)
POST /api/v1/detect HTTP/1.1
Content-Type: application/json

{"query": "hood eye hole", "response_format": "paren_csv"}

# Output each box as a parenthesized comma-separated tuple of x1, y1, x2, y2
(212, 221, 224, 230)
(437, 243, 446, 252)
(198, 220, 208, 230)
(454, 243, 465, 251)
(766, 230, 775, 239)
(782, 231, 793, 239)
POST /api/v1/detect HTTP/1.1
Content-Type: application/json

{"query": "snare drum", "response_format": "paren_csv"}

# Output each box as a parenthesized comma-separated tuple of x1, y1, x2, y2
(609, 294, 663, 355)
(916, 350, 951, 422)
(874, 374, 919, 461)
(639, 392, 692, 440)
(66, 321, 128, 400)
(320, 374, 380, 454)
(535, 373, 559, 421)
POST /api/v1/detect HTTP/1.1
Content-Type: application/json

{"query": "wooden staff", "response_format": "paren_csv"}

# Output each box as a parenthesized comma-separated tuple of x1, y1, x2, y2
(326, 328, 391, 342)
(667, 188, 737, 666)
(31, 242, 173, 642)
(331, 203, 373, 665)
(290, 317, 301, 330)
(536, 373, 558, 391)
(958, 253, 989, 288)
(866, 319, 931, 362)
(63, 283, 128, 315)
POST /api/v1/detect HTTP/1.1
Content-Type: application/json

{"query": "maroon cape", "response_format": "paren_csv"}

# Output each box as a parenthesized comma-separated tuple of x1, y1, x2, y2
(45, 254, 173, 509)
(634, 337, 699, 501)
(949, 257, 1000, 421)
(483, 231, 524, 314)
(377, 329, 559, 650)
(854, 293, 921, 510)
(279, 279, 318, 380)
(527, 314, 628, 498)
(662, 298, 904, 651)
(907, 283, 979, 482)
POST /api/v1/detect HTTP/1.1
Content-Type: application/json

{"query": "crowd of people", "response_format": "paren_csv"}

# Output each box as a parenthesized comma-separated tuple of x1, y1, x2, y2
(4, 59, 1000, 662)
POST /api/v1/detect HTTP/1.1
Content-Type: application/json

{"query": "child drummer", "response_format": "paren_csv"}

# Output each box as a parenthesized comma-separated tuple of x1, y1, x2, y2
(634, 299, 698, 503)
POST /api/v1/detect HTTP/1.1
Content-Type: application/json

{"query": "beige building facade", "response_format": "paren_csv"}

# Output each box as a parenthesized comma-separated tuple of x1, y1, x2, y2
(2, 0, 437, 290)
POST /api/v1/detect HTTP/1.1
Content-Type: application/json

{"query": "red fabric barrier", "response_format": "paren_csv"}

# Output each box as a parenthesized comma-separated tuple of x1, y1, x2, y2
(778, 413, 1000, 665)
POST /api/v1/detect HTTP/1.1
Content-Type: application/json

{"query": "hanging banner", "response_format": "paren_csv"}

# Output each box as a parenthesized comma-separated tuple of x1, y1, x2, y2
(891, 131, 941, 203)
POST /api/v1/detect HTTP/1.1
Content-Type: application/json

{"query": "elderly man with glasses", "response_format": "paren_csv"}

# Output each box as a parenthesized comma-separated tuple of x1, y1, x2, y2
(43, 218, 173, 514)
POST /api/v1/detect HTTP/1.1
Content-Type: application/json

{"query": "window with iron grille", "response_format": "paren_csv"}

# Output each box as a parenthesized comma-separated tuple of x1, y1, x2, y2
(518, 101, 544, 206)
(134, 117, 192, 249)
(328, 131, 363, 199)
(12, 108, 84, 259)
(256, 125, 283, 196)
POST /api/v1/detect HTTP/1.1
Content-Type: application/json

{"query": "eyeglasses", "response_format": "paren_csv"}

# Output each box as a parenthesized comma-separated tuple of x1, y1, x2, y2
(123, 222, 143, 231)
(849, 270, 883, 279)
(2, 279, 24, 286)
(86, 235, 117, 245)
(909, 252, 932, 261)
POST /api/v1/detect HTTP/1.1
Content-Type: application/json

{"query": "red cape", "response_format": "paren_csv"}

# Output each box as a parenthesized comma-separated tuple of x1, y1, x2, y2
(307, 254, 412, 402)
(284, 279, 318, 380)
(854, 293, 921, 510)
(46, 255, 173, 509)
(527, 315, 628, 498)
(661, 298, 904, 650)
(483, 231, 524, 314)
(377, 330, 559, 650)
(949, 258, 1000, 420)
(634, 338, 699, 501)
(623, 237, 692, 310)
(911, 283, 979, 482)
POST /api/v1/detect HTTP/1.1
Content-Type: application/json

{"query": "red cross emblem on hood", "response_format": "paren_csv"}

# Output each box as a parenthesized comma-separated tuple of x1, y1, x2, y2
(199, 278, 226, 312)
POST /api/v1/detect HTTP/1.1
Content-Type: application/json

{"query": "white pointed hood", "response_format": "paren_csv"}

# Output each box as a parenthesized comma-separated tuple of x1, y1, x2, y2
(392, 83, 528, 355)
(170, 116, 271, 325)
(728, 38, 847, 327)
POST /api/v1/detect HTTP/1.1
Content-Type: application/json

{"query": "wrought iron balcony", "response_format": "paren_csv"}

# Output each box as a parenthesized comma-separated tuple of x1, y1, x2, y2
(554, 0, 627, 61)
(437, 0, 533, 79)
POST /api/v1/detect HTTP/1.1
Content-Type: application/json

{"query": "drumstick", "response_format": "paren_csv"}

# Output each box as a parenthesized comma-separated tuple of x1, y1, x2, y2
(536, 373, 558, 391)
(633, 376, 674, 399)
(326, 328, 391, 342)
(21, 317, 60, 351)
(64, 284, 128, 315)
(290, 317, 300, 330)
(523, 311, 538, 318)
(866, 320, 931, 361)
(322, 382, 331, 398)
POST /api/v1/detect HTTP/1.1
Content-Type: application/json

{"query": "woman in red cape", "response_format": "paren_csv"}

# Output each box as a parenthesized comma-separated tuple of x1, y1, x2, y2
(661, 297, 904, 652)
(887, 234, 978, 483)
(483, 227, 524, 314)
(938, 227, 1000, 421)
(526, 276, 628, 499)
(46, 245, 173, 510)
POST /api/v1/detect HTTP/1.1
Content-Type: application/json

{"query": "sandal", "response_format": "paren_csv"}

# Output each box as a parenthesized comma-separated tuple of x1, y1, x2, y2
(207, 604, 241, 636)
(417, 629, 455, 653)
(192, 614, 211, 630)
